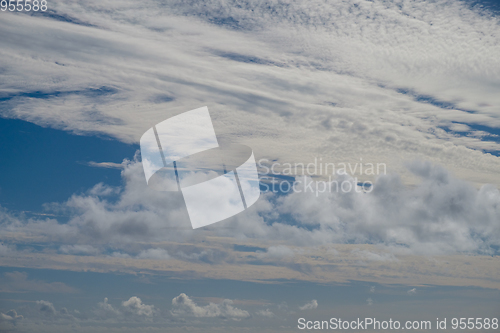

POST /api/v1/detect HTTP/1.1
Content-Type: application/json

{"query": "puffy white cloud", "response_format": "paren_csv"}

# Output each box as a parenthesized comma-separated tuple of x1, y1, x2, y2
(121, 297, 155, 317)
(299, 300, 318, 310)
(95, 296, 156, 319)
(256, 309, 274, 318)
(407, 288, 417, 296)
(0, 310, 23, 322)
(95, 298, 121, 318)
(37, 300, 57, 316)
(171, 293, 249, 319)
(0, 158, 498, 270)
(136, 248, 170, 260)
(273, 161, 500, 254)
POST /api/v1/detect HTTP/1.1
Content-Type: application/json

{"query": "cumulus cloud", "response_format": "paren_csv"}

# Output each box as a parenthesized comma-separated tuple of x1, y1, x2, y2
(95, 298, 121, 318)
(274, 162, 500, 254)
(37, 300, 57, 316)
(0, 309, 23, 332)
(95, 297, 156, 319)
(299, 300, 318, 310)
(0, 310, 23, 322)
(121, 297, 155, 317)
(0, 158, 498, 274)
(171, 293, 250, 319)
(256, 309, 274, 318)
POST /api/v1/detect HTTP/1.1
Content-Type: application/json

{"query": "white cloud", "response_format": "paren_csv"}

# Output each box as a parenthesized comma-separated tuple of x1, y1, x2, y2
(0, 0, 498, 291)
(273, 162, 500, 254)
(258, 245, 295, 259)
(299, 300, 318, 310)
(59, 244, 99, 255)
(121, 296, 155, 317)
(0, 0, 499, 188)
(0, 310, 23, 322)
(87, 161, 124, 169)
(366, 298, 373, 306)
(0, 159, 498, 267)
(352, 249, 399, 262)
(37, 300, 57, 316)
(256, 309, 274, 318)
(136, 248, 170, 260)
(95, 297, 121, 318)
(171, 293, 250, 319)
(407, 288, 417, 296)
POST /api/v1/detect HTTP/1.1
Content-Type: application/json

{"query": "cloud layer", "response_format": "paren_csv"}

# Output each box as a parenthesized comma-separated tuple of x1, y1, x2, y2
(0, 0, 499, 187)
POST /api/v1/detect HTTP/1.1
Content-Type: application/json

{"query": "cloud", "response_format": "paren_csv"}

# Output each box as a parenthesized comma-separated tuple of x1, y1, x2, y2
(0, 0, 499, 190)
(95, 297, 121, 318)
(256, 309, 274, 318)
(0, 310, 23, 322)
(299, 300, 318, 310)
(352, 249, 399, 262)
(59, 244, 99, 255)
(37, 300, 57, 316)
(258, 245, 295, 259)
(121, 297, 155, 317)
(95, 297, 156, 319)
(87, 161, 124, 169)
(274, 162, 500, 254)
(136, 248, 170, 260)
(407, 288, 417, 296)
(366, 298, 373, 306)
(0, 158, 499, 289)
(171, 293, 250, 319)
(0, 243, 13, 255)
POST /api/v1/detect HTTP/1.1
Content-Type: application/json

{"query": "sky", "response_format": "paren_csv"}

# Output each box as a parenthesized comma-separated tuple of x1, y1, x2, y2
(0, 0, 499, 332)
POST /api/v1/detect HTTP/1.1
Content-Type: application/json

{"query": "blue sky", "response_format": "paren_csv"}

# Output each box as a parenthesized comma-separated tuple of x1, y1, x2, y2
(0, 118, 137, 212)
(1, 0, 500, 332)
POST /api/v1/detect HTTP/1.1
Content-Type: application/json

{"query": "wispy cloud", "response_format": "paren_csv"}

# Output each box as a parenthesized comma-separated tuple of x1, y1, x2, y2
(86, 161, 124, 169)
(0, 0, 499, 187)
(299, 300, 318, 310)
